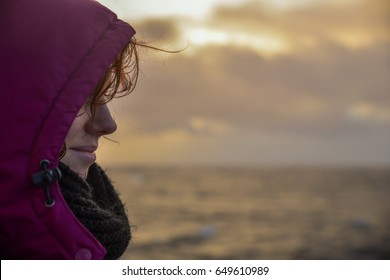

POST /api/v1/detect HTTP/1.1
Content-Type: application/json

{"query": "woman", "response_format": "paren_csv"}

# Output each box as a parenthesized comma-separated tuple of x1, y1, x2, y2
(0, 0, 138, 259)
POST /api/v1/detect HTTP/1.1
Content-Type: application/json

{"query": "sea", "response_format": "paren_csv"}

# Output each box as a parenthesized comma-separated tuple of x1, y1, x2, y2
(106, 166, 390, 260)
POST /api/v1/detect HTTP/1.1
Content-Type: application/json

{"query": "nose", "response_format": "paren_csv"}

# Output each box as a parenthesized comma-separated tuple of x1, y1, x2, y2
(86, 103, 117, 136)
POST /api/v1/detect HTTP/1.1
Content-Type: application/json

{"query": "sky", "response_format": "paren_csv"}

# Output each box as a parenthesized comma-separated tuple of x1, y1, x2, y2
(97, 0, 390, 167)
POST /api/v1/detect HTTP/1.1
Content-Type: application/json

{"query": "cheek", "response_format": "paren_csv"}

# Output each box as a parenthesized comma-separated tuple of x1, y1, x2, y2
(64, 112, 89, 144)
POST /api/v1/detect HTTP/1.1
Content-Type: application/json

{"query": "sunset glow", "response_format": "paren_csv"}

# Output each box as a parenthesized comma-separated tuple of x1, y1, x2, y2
(186, 27, 289, 57)
(97, 0, 390, 167)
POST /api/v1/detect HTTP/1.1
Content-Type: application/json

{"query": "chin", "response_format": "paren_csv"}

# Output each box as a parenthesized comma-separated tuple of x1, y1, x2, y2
(75, 166, 91, 179)
(65, 163, 91, 179)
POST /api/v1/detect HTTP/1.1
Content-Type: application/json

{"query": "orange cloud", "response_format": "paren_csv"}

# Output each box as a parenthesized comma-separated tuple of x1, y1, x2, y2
(98, 0, 390, 166)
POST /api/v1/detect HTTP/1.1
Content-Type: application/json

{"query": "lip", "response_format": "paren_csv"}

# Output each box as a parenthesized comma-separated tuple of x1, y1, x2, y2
(71, 146, 98, 153)
(69, 146, 97, 163)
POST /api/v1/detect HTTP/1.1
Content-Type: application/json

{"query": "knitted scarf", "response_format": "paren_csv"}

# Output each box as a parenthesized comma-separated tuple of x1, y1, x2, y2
(58, 162, 131, 260)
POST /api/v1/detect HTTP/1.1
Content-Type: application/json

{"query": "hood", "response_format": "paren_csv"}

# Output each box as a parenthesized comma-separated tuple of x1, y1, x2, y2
(0, 0, 135, 259)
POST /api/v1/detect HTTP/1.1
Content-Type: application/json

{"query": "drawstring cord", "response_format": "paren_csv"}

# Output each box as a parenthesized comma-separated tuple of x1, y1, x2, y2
(32, 159, 62, 207)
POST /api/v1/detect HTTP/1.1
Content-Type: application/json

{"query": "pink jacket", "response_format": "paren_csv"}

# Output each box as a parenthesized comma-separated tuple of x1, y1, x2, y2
(0, 0, 135, 259)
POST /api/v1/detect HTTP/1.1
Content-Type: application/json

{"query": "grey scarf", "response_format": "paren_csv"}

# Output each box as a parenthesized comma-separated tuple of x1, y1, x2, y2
(59, 162, 131, 259)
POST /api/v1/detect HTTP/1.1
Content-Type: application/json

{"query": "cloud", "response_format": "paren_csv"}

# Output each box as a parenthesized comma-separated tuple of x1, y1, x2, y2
(132, 18, 182, 44)
(107, 0, 390, 165)
(347, 102, 390, 123)
(209, 0, 390, 51)
(118, 40, 390, 133)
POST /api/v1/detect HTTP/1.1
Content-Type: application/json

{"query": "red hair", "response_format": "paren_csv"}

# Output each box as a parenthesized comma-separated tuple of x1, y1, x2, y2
(88, 37, 139, 117)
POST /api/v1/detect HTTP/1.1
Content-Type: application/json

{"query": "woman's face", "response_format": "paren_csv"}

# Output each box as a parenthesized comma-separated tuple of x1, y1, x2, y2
(60, 97, 117, 179)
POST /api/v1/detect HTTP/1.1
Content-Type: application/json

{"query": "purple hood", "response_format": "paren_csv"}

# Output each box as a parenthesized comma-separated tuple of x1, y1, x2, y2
(0, 0, 135, 259)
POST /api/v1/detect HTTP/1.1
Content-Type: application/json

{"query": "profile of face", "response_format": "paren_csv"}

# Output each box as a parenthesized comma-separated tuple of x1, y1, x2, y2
(60, 96, 117, 179)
